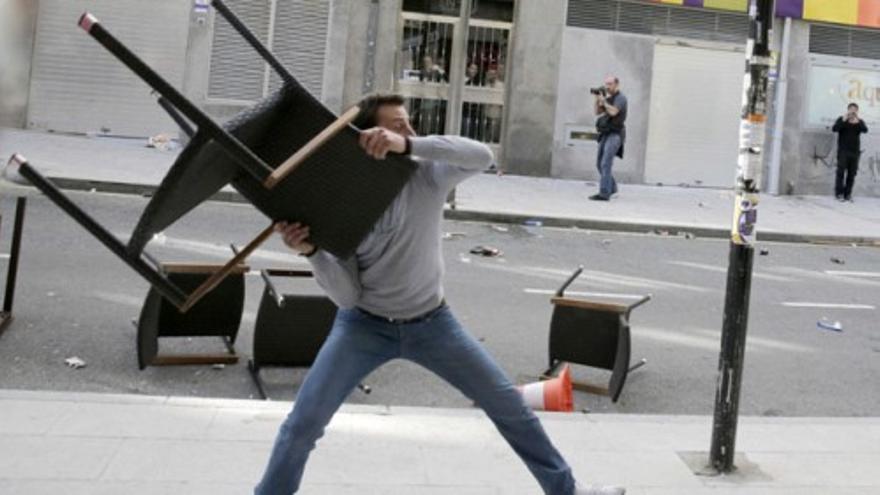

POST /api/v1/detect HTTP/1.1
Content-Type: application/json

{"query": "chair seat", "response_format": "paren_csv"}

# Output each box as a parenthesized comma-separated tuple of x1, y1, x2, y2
(130, 83, 417, 260)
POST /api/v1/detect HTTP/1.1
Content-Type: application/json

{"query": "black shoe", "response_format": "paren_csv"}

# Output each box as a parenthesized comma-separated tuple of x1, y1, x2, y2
(835, 194, 844, 201)
(589, 194, 610, 201)
(845, 196, 854, 203)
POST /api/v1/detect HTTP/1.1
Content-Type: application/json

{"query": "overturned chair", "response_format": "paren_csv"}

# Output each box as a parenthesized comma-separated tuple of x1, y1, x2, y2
(249, 268, 370, 400)
(135, 256, 247, 369)
(542, 266, 650, 403)
(6, 0, 416, 313)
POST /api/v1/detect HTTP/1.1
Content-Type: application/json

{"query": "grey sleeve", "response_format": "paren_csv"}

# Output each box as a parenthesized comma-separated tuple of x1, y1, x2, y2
(307, 250, 361, 309)
(409, 135, 494, 190)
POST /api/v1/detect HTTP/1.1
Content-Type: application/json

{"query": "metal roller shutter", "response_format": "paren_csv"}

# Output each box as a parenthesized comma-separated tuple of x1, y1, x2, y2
(268, 0, 329, 96)
(27, 0, 190, 137)
(207, 0, 329, 103)
(208, 0, 272, 101)
(644, 44, 744, 188)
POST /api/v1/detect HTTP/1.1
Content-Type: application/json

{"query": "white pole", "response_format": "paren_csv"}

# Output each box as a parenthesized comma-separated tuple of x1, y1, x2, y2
(767, 16, 791, 195)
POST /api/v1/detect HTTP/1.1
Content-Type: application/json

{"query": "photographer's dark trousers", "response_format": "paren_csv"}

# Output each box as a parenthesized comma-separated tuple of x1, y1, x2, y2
(596, 132, 621, 198)
(835, 151, 860, 199)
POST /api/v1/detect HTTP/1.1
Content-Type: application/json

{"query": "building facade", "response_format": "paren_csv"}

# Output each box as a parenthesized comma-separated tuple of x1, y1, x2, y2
(6, 0, 880, 196)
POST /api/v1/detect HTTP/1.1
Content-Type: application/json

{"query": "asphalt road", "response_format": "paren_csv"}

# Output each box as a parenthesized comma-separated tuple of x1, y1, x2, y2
(1, 187, 878, 417)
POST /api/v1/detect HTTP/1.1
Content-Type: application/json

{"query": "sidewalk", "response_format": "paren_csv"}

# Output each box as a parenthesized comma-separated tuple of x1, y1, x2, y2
(1, 389, 877, 494)
(2, 127, 880, 244)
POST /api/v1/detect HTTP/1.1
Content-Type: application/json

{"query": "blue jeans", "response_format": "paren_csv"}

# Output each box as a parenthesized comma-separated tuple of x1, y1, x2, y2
(596, 133, 621, 198)
(254, 305, 576, 495)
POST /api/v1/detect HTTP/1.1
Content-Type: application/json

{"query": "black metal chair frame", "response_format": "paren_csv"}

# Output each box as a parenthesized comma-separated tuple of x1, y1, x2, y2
(6, 0, 415, 315)
(542, 266, 650, 402)
(0, 197, 26, 335)
(249, 268, 370, 400)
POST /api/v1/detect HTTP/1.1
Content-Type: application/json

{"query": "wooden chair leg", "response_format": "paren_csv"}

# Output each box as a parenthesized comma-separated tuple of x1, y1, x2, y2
(179, 224, 275, 312)
(151, 354, 239, 366)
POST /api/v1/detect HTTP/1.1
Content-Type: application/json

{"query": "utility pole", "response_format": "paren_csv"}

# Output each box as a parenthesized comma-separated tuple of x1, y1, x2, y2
(709, 0, 775, 474)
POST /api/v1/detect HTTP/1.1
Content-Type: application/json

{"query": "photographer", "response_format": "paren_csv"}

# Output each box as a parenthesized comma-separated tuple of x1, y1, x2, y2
(590, 76, 627, 201)
(831, 102, 868, 202)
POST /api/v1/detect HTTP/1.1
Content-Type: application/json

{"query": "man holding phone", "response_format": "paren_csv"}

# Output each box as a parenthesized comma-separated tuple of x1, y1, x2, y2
(832, 102, 869, 202)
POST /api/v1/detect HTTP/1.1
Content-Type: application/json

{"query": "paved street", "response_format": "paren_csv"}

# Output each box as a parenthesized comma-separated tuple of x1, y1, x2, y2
(2, 187, 878, 416)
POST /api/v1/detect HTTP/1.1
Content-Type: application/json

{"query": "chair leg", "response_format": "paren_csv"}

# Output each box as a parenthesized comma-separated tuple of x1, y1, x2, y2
(221, 335, 237, 354)
(2, 197, 26, 329)
(248, 360, 269, 400)
(78, 13, 272, 183)
(212, 0, 294, 83)
(629, 358, 647, 373)
(179, 224, 275, 312)
(9, 155, 188, 308)
(156, 95, 195, 138)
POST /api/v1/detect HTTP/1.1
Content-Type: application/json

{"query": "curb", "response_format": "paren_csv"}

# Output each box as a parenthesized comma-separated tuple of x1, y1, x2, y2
(446, 209, 880, 246)
(11, 176, 880, 247)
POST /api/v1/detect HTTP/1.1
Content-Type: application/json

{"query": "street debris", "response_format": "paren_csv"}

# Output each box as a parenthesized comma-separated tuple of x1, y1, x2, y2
(678, 231, 696, 240)
(652, 229, 670, 236)
(490, 225, 509, 233)
(523, 219, 543, 236)
(442, 231, 467, 240)
(816, 318, 843, 333)
(212, 364, 226, 370)
(759, 248, 770, 256)
(65, 356, 87, 369)
(470, 245, 503, 257)
(46, 291, 56, 297)
(697, 202, 706, 208)
(459, 254, 472, 263)
(830, 257, 845, 265)
(146, 133, 177, 151)
(601, 239, 613, 246)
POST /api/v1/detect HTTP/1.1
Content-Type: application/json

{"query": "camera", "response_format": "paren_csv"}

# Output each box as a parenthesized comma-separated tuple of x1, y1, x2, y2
(589, 86, 606, 96)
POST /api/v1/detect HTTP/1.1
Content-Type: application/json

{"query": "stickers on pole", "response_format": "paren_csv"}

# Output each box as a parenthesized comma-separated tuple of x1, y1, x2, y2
(731, 192, 758, 245)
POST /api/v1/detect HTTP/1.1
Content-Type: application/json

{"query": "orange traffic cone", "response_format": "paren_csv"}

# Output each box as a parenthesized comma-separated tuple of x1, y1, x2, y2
(518, 364, 574, 412)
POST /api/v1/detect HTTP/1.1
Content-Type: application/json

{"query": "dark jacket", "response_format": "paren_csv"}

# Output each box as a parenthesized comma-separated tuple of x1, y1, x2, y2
(832, 117, 868, 156)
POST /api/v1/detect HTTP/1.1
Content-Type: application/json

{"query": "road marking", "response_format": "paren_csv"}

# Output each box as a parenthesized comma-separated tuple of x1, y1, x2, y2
(824, 270, 880, 278)
(769, 266, 880, 288)
(781, 302, 875, 310)
(524, 288, 645, 300)
(90, 291, 144, 307)
(637, 326, 814, 353)
(692, 329, 815, 353)
(471, 262, 712, 293)
(667, 260, 794, 283)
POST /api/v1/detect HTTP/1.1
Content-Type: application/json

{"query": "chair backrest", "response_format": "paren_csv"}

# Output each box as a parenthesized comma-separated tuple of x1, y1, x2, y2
(549, 304, 625, 371)
(252, 289, 338, 368)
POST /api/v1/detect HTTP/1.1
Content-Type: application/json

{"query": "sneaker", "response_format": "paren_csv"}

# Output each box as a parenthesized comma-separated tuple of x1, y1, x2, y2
(835, 194, 844, 201)
(589, 194, 610, 201)
(575, 484, 626, 495)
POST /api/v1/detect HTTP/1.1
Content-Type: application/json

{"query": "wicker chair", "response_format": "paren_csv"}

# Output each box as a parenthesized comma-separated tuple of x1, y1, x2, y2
(542, 266, 650, 402)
